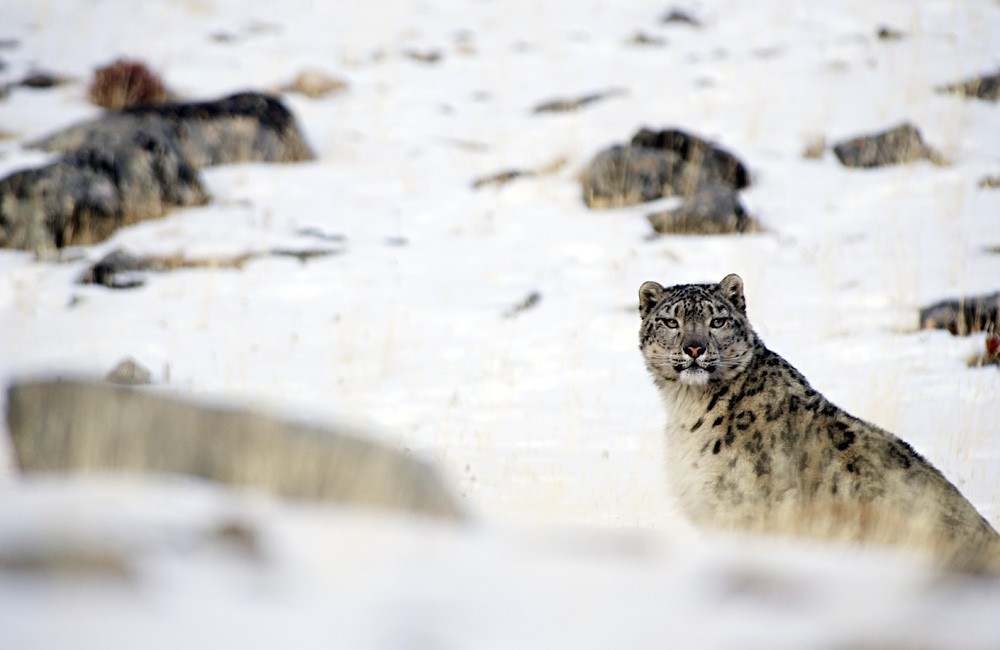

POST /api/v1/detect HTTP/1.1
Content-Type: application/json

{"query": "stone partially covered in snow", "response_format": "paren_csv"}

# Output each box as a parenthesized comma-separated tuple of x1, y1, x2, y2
(832, 122, 940, 168)
(0, 121, 209, 251)
(32, 91, 315, 167)
(105, 357, 153, 385)
(581, 127, 750, 208)
(0, 92, 314, 252)
(919, 292, 999, 336)
(936, 69, 1000, 103)
(647, 186, 759, 235)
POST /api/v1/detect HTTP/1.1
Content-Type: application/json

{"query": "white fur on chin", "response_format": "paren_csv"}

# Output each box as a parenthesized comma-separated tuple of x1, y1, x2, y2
(679, 368, 711, 387)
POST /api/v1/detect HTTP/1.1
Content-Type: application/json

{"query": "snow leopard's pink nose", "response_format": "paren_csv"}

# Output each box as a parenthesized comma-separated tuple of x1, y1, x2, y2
(685, 345, 705, 358)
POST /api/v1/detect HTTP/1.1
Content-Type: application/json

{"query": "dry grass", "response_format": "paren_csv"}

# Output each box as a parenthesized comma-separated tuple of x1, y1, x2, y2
(801, 135, 826, 160)
(88, 58, 170, 110)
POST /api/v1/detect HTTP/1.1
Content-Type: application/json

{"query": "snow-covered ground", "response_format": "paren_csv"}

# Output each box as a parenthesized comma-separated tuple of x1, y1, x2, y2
(1, 0, 998, 647)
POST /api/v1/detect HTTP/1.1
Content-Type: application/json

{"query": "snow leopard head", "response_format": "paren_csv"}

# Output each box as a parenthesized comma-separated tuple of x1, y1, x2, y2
(638, 273, 757, 387)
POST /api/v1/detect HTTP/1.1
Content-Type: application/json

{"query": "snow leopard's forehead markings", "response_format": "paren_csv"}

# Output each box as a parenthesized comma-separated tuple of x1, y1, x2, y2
(653, 284, 734, 319)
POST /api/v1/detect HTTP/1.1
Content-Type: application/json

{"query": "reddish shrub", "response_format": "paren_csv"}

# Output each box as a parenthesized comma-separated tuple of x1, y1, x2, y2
(88, 58, 169, 110)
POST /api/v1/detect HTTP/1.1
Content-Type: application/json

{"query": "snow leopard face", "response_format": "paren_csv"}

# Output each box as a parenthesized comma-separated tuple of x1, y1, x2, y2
(638, 274, 757, 387)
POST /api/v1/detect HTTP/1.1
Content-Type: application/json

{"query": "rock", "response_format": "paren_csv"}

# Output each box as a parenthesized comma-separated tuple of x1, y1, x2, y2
(2, 92, 315, 251)
(283, 68, 348, 99)
(105, 357, 153, 385)
(630, 128, 751, 189)
(936, 69, 1000, 103)
(17, 70, 74, 89)
(581, 127, 750, 208)
(832, 122, 940, 168)
(628, 32, 667, 47)
(978, 175, 1000, 190)
(32, 91, 315, 167)
(533, 88, 626, 113)
(661, 8, 701, 27)
(582, 145, 681, 208)
(472, 169, 529, 189)
(876, 25, 905, 41)
(403, 49, 443, 64)
(471, 156, 567, 190)
(502, 291, 541, 319)
(78, 246, 337, 288)
(647, 186, 758, 235)
(7, 378, 465, 520)
(919, 292, 999, 336)
(0, 123, 209, 251)
(79, 248, 154, 288)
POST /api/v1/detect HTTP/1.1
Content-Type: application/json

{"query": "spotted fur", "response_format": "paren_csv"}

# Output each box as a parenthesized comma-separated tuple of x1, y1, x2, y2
(639, 274, 1000, 572)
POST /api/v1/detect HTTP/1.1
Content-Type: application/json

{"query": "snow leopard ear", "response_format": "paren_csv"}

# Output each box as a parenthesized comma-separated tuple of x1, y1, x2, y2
(718, 274, 746, 315)
(639, 281, 665, 318)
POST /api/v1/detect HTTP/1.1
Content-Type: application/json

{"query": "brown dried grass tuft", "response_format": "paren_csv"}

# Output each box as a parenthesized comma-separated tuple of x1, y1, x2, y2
(88, 58, 170, 110)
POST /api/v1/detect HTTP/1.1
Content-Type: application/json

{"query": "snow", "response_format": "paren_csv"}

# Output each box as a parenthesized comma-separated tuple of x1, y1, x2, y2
(1, 0, 999, 647)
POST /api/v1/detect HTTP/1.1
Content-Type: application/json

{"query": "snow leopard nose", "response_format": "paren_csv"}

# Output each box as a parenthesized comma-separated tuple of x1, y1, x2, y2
(685, 344, 705, 359)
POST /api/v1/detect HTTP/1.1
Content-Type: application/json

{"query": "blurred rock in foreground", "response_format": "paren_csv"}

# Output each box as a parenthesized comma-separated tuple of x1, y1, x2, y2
(6, 379, 463, 520)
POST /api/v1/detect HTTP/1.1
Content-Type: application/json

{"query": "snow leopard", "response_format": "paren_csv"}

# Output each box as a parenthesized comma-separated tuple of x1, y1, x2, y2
(638, 273, 1000, 572)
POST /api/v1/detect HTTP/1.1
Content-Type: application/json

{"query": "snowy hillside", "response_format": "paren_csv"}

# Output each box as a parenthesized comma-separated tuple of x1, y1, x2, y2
(1, 0, 999, 647)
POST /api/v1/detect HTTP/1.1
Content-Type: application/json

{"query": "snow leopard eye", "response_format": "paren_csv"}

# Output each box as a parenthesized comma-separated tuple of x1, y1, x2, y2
(710, 317, 729, 328)
(658, 317, 679, 329)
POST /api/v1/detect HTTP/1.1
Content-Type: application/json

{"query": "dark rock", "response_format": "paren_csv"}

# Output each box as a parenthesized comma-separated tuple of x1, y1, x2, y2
(876, 25, 905, 41)
(661, 8, 701, 27)
(936, 69, 1000, 103)
(18, 70, 73, 89)
(403, 49, 443, 64)
(0, 125, 209, 251)
(2, 92, 314, 252)
(32, 91, 315, 167)
(919, 292, 999, 335)
(472, 156, 567, 190)
(533, 88, 626, 113)
(79, 246, 339, 288)
(647, 186, 758, 235)
(978, 175, 1000, 190)
(7, 378, 465, 519)
(583, 145, 681, 208)
(268, 247, 339, 264)
(79, 248, 153, 288)
(581, 127, 750, 208)
(106, 357, 153, 385)
(630, 128, 750, 189)
(629, 32, 667, 47)
(503, 291, 541, 319)
(472, 169, 529, 189)
(832, 122, 939, 168)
